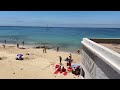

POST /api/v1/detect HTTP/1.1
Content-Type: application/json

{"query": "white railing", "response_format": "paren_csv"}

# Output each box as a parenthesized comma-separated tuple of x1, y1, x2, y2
(81, 38, 120, 74)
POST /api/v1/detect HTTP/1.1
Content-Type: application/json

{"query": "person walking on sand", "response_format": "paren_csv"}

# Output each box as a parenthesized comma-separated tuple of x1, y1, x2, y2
(57, 46, 59, 52)
(17, 43, 19, 48)
(59, 56, 62, 65)
(44, 46, 47, 53)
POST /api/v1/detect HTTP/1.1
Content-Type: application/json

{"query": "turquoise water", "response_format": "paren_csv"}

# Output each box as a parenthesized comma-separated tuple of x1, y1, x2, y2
(0, 26, 120, 52)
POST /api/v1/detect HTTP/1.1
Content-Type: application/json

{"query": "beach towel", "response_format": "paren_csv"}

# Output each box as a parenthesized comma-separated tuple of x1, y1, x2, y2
(60, 70, 62, 73)
(67, 67, 73, 72)
(55, 64, 60, 69)
(54, 70, 59, 74)
(63, 72, 67, 76)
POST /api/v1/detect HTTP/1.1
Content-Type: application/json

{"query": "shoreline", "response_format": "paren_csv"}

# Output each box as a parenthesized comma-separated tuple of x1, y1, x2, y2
(0, 42, 81, 54)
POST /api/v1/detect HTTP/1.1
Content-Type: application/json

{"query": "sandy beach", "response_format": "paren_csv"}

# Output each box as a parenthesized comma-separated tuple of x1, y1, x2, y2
(0, 44, 81, 79)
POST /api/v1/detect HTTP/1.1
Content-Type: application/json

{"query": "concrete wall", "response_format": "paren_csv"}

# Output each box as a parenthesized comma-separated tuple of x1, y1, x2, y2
(90, 38, 120, 44)
(80, 38, 120, 79)
(81, 45, 120, 79)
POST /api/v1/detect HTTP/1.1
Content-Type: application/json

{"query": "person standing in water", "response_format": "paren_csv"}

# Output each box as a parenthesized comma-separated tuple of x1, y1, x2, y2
(22, 41, 24, 46)
(5, 40, 6, 45)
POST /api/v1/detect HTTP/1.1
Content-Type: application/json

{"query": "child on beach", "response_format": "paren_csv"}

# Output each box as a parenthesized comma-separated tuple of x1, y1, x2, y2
(65, 57, 69, 61)
(76, 49, 80, 54)
(43, 45, 47, 53)
(43, 48, 45, 53)
(3, 45, 5, 48)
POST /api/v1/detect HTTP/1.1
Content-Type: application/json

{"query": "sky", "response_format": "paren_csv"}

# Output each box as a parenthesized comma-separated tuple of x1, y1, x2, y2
(0, 11, 120, 27)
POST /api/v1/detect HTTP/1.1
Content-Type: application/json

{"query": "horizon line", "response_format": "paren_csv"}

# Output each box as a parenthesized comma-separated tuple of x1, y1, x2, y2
(0, 25, 120, 28)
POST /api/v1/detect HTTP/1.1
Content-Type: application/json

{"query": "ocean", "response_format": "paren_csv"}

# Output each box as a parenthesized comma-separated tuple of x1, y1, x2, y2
(0, 26, 120, 52)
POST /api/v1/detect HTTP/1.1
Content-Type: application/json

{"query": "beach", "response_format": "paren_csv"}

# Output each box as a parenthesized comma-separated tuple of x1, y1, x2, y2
(0, 44, 81, 79)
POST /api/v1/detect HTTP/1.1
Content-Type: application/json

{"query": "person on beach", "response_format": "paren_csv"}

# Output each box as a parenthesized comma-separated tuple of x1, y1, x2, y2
(67, 60, 71, 67)
(22, 41, 24, 46)
(69, 54, 72, 60)
(5, 40, 6, 45)
(59, 56, 62, 65)
(3, 45, 5, 48)
(43, 48, 45, 53)
(76, 49, 80, 54)
(65, 57, 69, 61)
(57, 46, 59, 52)
(17, 43, 19, 48)
(43, 45, 47, 53)
(44, 46, 47, 53)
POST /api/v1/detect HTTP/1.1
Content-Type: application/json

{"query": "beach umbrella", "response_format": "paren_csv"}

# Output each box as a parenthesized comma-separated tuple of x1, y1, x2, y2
(71, 64, 80, 68)
(17, 54, 23, 57)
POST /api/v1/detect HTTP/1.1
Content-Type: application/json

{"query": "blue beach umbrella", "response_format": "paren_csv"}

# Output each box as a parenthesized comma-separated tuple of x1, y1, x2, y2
(71, 64, 80, 68)
(17, 54, 23, 57)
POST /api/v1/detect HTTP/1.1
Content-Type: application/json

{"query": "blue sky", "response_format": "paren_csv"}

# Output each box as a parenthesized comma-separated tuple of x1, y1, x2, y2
(0, 11, 120, 27)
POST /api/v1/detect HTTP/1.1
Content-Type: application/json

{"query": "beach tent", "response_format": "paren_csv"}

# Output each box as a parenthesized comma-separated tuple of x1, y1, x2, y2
(17, 54, 23, 60)
(17, 54, 23, 57)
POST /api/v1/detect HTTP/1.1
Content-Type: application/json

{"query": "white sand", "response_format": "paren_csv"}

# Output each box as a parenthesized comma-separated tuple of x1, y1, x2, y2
(0, 44, 81, 79)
